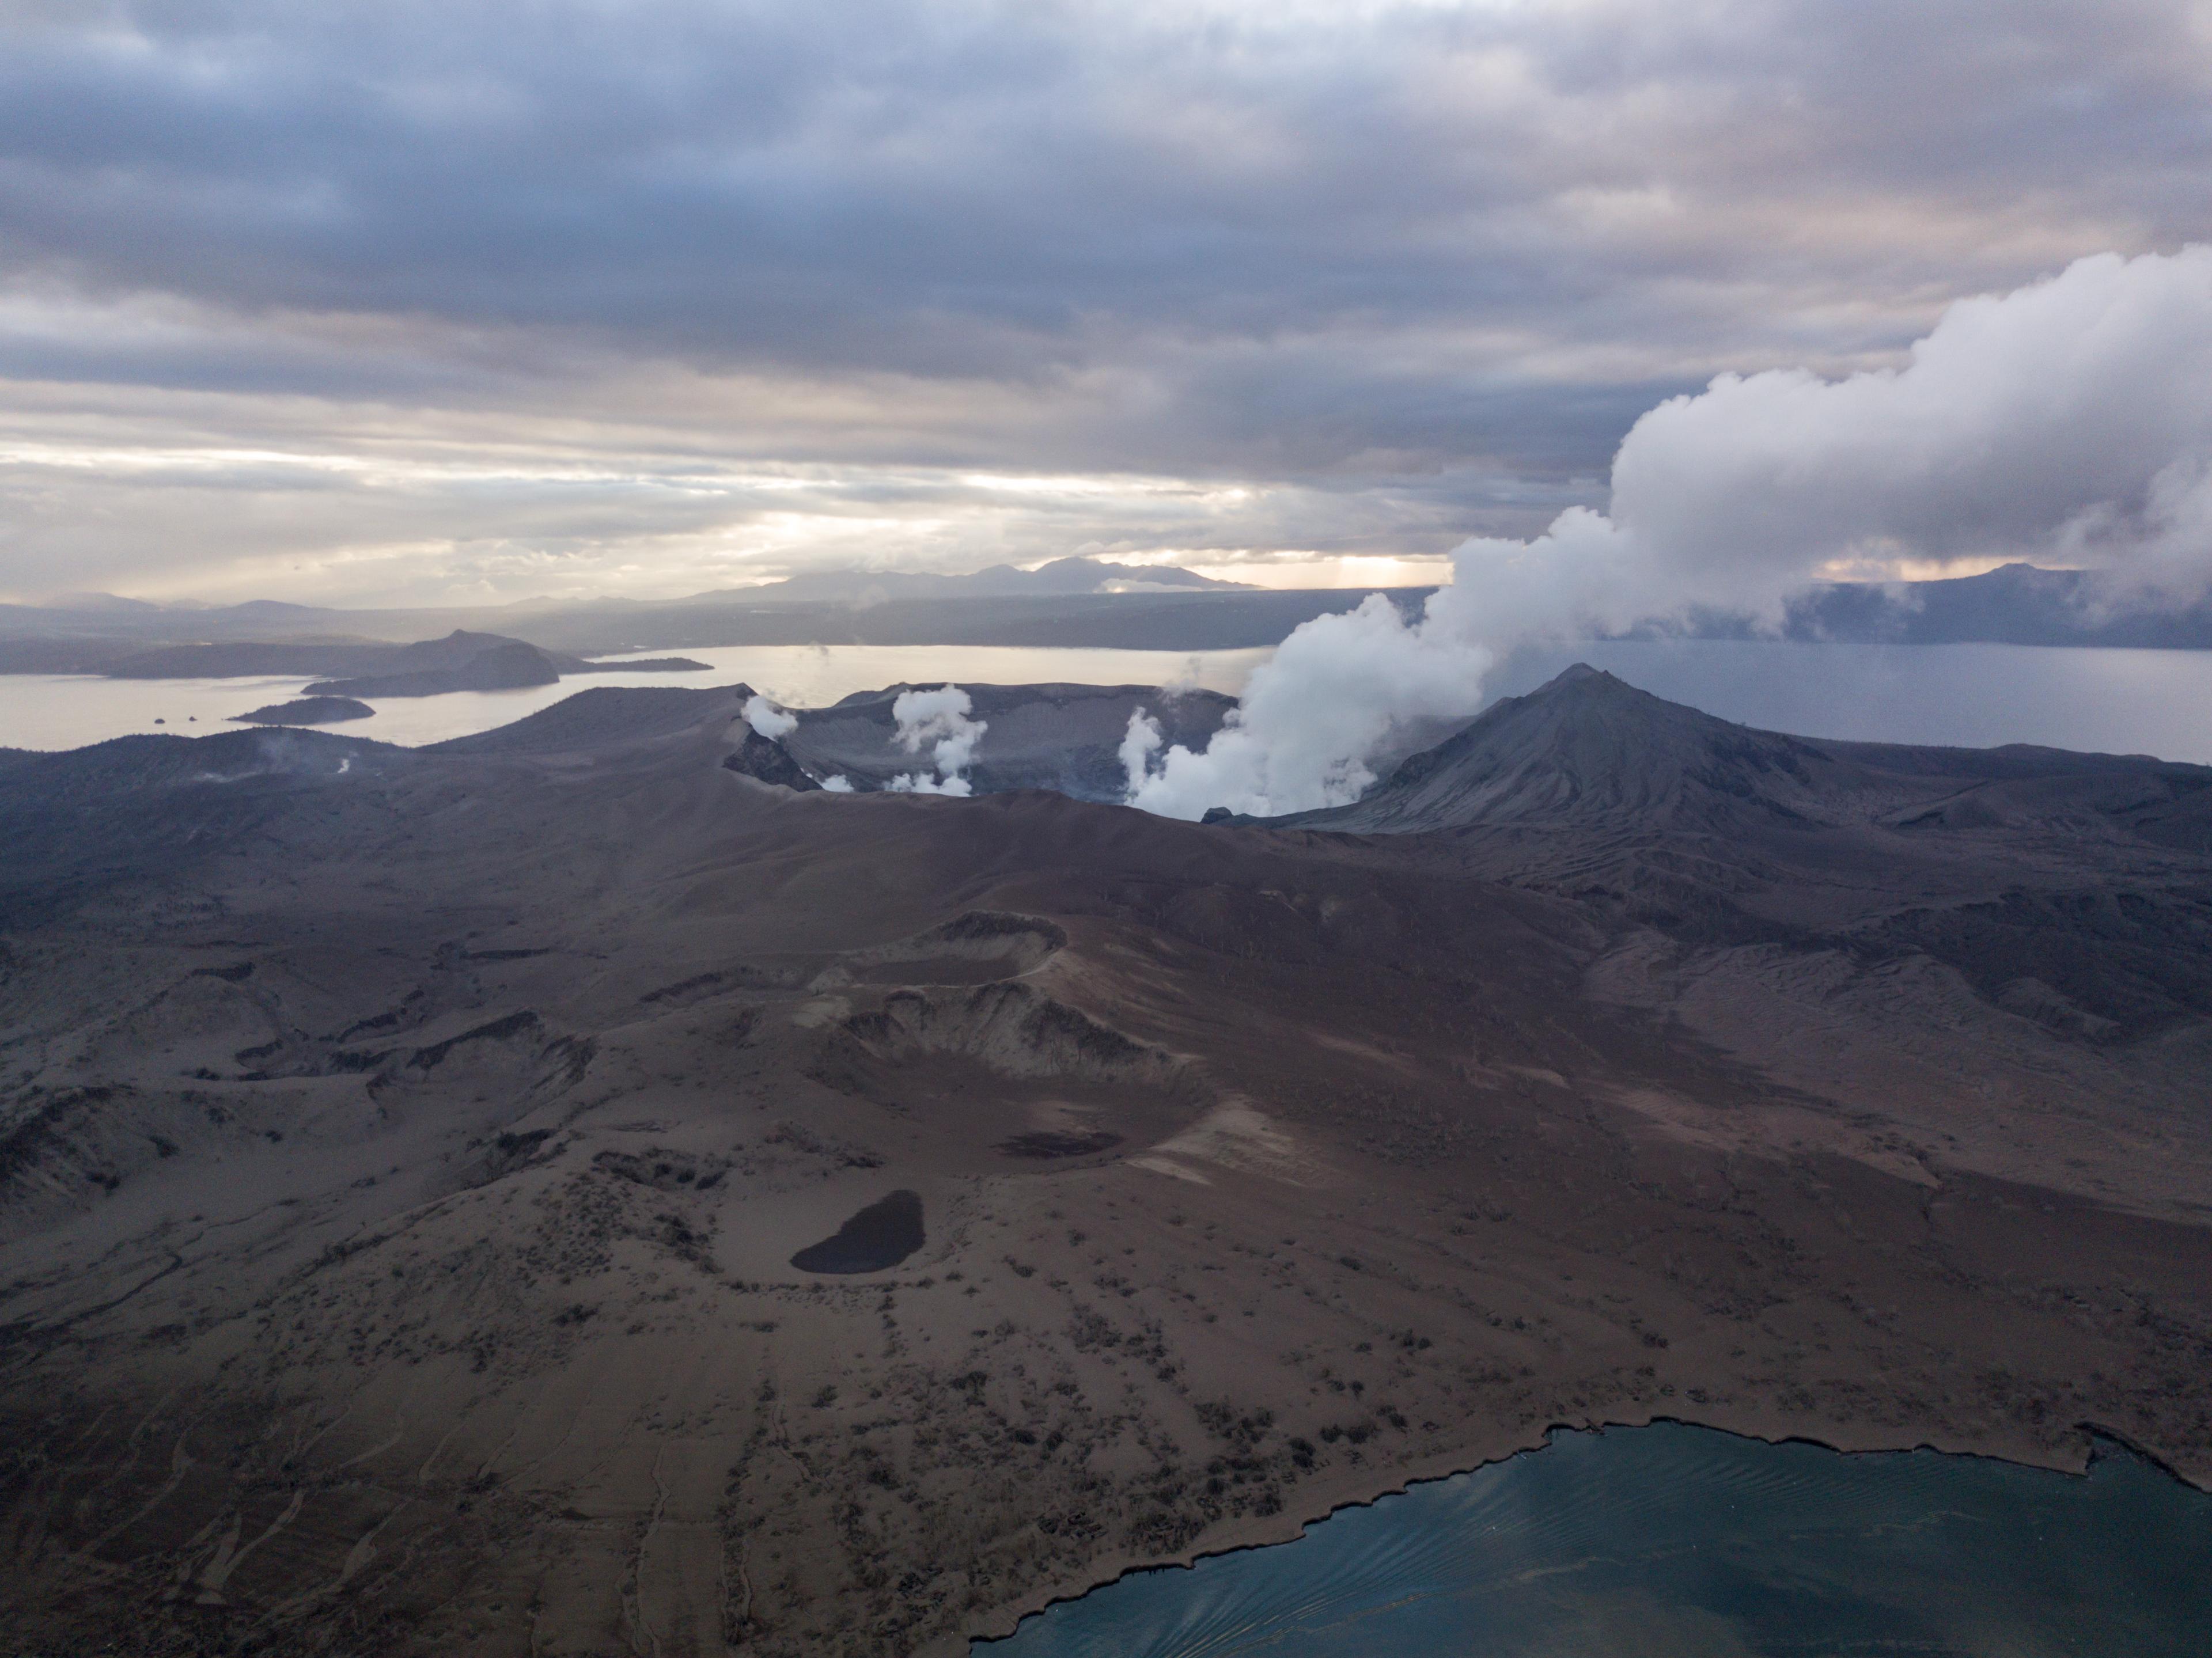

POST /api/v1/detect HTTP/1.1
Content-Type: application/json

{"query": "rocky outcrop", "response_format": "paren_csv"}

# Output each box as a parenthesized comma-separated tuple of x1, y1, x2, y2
(722, 727, 821, 790)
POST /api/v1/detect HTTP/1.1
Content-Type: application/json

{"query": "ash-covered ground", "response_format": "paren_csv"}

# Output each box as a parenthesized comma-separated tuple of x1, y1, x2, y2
(2, 669, 2207, 1656)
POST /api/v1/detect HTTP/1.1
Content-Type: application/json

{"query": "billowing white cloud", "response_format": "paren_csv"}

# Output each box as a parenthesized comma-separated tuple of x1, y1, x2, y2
(743, 694, 798, 739)
(885, 685, 987, 796)
(1127, 246, 2212, 818)
(1124, 595, 1492, 817)
(1440, 245, 2212, 642)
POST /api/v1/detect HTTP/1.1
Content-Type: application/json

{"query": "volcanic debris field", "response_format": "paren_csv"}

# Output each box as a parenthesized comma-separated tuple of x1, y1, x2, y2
(1, 668, 2209, 1656)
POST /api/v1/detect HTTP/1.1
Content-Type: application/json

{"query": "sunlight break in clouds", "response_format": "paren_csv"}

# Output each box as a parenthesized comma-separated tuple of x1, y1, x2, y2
(1125, 247, 2212, 819)
(2, 2, 2209, 602)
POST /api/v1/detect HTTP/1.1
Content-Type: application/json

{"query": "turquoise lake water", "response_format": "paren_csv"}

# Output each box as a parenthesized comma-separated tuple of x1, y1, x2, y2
(977, 1422, 2212, 1657)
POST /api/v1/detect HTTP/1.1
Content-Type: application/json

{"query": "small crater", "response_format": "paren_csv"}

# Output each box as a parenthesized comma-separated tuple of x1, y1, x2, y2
(840, 911, 1066, 987)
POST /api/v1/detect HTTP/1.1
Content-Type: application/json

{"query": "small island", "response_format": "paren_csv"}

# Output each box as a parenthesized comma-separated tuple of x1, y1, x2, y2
(230, 695, 376, 726)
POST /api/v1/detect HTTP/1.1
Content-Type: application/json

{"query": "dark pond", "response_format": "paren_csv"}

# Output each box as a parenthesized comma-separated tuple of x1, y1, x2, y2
(790, 1187, 925, 1273)
(978, 1421, 2212, 1656)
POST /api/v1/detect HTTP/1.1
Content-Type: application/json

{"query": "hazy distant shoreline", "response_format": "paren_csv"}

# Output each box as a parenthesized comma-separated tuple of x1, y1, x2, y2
(10, 564, 2212, 671)
(6, 639, 2212, 765)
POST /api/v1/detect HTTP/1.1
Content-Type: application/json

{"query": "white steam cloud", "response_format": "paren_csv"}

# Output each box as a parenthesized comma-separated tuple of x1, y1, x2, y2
(1127, 246, 2212, 821)
(743, 694, 799, 739)
(1122, 595, 1495, 819)
(885, 685, 987, 796)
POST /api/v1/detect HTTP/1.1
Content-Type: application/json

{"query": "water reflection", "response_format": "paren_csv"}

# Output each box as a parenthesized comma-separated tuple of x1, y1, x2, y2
(979, 1422, 2212, 1656)
(0, 645, 1270, 752)
(6, 640, 2212, 765)
(1495, 640, 2212, 762)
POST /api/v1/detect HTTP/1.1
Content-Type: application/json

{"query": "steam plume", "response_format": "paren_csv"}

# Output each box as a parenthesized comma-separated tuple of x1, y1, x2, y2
(743, 694, 799, 739)
(1127, 246, 2212, 821)
(885, 686, 987, 796)
(1123, 596, 1494, 818)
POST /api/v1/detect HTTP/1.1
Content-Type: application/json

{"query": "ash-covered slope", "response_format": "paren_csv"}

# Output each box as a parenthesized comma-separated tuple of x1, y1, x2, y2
(426, 684, 755, 757)
(1276, 665, 2212, 1042)
(0, 726, 415, 929)
(1298, 665, 1849, 834)
(1, 662, 2210, 1658)
(1291, 663, 2212, 845)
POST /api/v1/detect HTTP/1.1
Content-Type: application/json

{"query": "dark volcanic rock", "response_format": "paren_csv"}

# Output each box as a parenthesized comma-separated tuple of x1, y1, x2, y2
(722, 727, 821, 790)
(230, 696, 375, 727)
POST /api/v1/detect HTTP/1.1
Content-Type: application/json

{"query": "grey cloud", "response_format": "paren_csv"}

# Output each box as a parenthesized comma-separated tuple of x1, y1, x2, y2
(9, 3, 2208, 361)
(2, 1, 2210, 600)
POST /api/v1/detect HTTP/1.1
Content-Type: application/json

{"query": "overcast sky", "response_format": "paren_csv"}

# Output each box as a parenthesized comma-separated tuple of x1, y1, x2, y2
(3, 0, 2209, 606)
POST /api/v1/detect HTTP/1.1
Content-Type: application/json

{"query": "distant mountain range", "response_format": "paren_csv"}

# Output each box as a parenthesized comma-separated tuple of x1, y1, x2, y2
(738, 556, 1248, 601)
(5, 561, 2212, 668)
(1764, 562, 2212, 650)
(6, 630, 707, 696)
(109, 630, 594, 686)
(0, 587, 1397, 666)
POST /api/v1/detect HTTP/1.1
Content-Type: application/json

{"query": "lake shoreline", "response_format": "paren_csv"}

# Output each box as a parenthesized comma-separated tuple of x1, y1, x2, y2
(9, 640, 2212, 763)
(954, 1406, 2207, 1654)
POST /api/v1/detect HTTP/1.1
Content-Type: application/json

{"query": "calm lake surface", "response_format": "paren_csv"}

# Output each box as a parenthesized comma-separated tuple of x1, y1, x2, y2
(1494, 640, 2212, 762)
(0, 644, 1271, 752)
(978, 1422, 2212, 1657)
(3, 639, 2211, 762)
